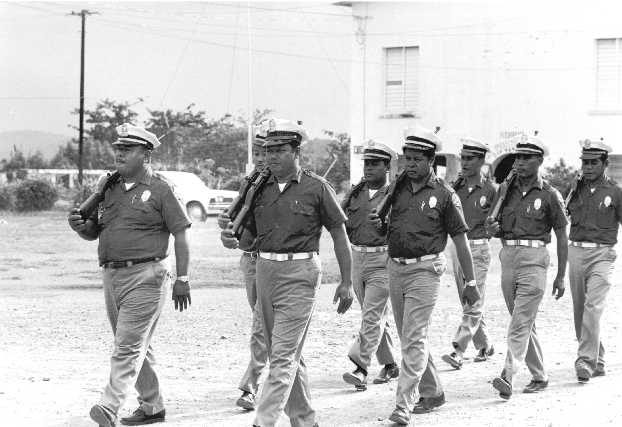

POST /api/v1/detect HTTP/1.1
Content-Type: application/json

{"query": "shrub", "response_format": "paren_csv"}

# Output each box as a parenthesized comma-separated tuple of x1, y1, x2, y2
(14, 179, 59, 211)
(0, 185, 15, 210)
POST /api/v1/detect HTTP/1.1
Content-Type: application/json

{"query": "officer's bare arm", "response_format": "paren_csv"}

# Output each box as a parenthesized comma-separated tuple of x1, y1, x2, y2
(328, 224, 354, 314)
(450, 232, 475, 282)
(553, 226, 568, 279)
(173, 228, 190, 277)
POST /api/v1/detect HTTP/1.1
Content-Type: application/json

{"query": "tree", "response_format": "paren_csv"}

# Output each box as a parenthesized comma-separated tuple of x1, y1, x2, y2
(543, 158, 578, 198)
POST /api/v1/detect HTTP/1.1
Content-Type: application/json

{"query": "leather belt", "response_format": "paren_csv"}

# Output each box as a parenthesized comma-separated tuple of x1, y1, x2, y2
(259, 252, 316, 261)
(469, 239, 489, 246)
(351, 245, 388, 253)
(502, 239, 546, 248)
(569, 241, 612, 248)
(392, 253, 441, 265)
(101, 256, 162, 269)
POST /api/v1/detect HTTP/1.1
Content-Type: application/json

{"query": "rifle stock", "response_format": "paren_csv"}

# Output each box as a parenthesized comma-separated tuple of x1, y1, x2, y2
(341, 178, 366, 210)
(228, 170, 260, 222)
(231, 168, 271, 238)
(565, 172, 582, 207)
(489, 169, 516, 221)
(375, 171, 407, 221)
(78, 171, 120, 220)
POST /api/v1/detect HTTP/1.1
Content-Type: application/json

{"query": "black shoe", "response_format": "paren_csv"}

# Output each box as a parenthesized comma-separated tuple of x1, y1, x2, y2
(576, 364, 591, 383)
(236, 391, 256, 410)
(120, 408, 165, 426)
(492, 376, 512, 400)
(412, 392, 446, 414)
(523, 379, 548, 394)
(474, 345, 494, 362)
(89, 405, 116, 427)
(593, 368, 606, 377)
(373, 363, 399, 384)
(441, 352, 463, 369)
(343, 366, 368, 391)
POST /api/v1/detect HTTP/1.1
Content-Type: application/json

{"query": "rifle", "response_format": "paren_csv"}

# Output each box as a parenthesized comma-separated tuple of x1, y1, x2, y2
(341, 178, 367, 210)
(374, 170, 408, 221)
(452, 173, 465, 191)
(78, 171, 121, 220)
(230, 168, 271, 238)
(488, 169, 516, 222)
(565, 172, 583, 207)
(227, 170, 261, 222)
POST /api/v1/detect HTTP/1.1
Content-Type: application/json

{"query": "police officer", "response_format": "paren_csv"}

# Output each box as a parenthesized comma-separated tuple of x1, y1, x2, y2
(566, 139, 620, 383)
(486, 134, 567, 400)
(442, 138, 496, 369)
(370, 125, 480, 425)
(68, 124, 192, 427)
(341, 141, 399, 391)
(220, 118, 353, 427)
(217, 126, 268, 410)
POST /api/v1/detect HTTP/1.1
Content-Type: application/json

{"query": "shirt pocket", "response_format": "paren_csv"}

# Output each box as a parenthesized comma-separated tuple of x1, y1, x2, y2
(596, 205, 616, 228)
(290, 199, 315, 217)
(500, 209, 516, 233)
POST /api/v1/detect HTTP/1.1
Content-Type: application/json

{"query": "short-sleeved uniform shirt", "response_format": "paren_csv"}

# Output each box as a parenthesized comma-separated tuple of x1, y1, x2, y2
(343, 182, 389, 246)
(498, 175, 567, 243)
(251, 168, 347, 253)
(95, 167, 191, 264)
(388, 172, 468, 259)
(567, 175, 622, 245)
(453, 176, 496, 240)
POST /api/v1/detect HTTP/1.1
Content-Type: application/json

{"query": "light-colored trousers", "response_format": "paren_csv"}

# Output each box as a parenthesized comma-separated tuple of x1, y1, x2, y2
(388, 256, 446, 412)
(499, 246, 548, 382)
(448, 241, 492, 352)
(347, 250, 397, 370)
(100, 260, 169, 416)
(568, 245, 616, 373)
(238, 253, 268, 395)
(253, 256, 321, 427)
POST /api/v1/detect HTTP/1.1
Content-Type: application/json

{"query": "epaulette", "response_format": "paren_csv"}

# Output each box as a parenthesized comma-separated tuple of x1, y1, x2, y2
(436, 176, 456, 194)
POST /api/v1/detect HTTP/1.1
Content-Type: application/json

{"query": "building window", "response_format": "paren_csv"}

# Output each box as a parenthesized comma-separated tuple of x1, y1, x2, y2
(384, 46, 419, 114)
(595, 38, 622, 111)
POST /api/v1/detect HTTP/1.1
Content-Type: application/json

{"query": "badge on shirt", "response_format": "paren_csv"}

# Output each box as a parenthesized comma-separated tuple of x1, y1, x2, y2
(534, 198, 542, 210)
(429, 196, 437, 209)
(479, 195, 487, 208)
(141, 190, 151, 202)
(604, 195, 612, 207)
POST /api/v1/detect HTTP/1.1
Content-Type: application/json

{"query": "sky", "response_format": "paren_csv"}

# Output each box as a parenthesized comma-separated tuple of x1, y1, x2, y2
(0, 1, 354, 140)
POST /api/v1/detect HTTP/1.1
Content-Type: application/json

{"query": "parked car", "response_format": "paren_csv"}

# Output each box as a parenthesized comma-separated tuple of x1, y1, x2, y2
(157, 171, 238, 221)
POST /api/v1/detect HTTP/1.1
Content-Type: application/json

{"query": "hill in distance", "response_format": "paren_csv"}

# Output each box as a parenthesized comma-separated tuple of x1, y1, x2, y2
(0, 130, 73, 161)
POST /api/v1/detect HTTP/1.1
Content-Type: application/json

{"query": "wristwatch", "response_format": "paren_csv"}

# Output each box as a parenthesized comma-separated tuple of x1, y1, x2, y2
(177, 275, 189, 282)
(465, 279, 477, 287)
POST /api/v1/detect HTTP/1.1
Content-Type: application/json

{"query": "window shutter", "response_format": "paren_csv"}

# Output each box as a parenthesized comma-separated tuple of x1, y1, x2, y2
(595, 38, 622, 110)
(384, 46, 419, 113)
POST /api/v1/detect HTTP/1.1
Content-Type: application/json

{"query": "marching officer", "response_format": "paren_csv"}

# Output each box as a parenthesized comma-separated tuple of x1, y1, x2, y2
(566, 139, 620, 383)
(370, 125, 480, 425)
(220, 118, 353, 427)
(341, 141, 399, 391)
(217, 126, 268, 410)
(68, 123, 192, 427)
(486, 134, 568, 400)
(442, 138, 496, 369)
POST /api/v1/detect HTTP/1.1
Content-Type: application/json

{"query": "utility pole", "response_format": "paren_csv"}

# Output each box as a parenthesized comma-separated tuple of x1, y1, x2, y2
(70, 9, 98, 185)
(246, 2, 253, 175)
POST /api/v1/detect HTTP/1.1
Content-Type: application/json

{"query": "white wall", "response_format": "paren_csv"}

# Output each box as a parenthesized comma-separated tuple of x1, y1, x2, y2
(347, 1, 622, 181)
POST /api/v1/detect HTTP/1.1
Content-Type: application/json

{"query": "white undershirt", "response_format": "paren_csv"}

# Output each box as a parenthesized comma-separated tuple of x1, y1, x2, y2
(368, 188, 379, 198)
(278, 182, 287, 192)
(124, 182, 135, 191)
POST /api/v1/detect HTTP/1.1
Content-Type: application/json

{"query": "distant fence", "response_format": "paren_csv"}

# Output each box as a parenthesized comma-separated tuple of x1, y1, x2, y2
(3, 169, 108, 189)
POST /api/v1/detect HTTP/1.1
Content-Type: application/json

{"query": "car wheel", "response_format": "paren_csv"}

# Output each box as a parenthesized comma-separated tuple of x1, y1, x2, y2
(186, 202, 206, 222)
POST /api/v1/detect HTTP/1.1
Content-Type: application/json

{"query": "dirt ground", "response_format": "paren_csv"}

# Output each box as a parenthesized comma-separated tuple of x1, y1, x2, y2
(1, 211, 621, 426)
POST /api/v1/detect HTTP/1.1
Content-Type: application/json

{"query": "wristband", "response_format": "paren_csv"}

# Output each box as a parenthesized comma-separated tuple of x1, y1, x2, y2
(177, 275, 189, 282)
(465, 279, 477, 287)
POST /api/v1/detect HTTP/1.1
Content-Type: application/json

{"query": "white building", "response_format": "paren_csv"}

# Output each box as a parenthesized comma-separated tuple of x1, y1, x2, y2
(339, 1, 622, 182)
